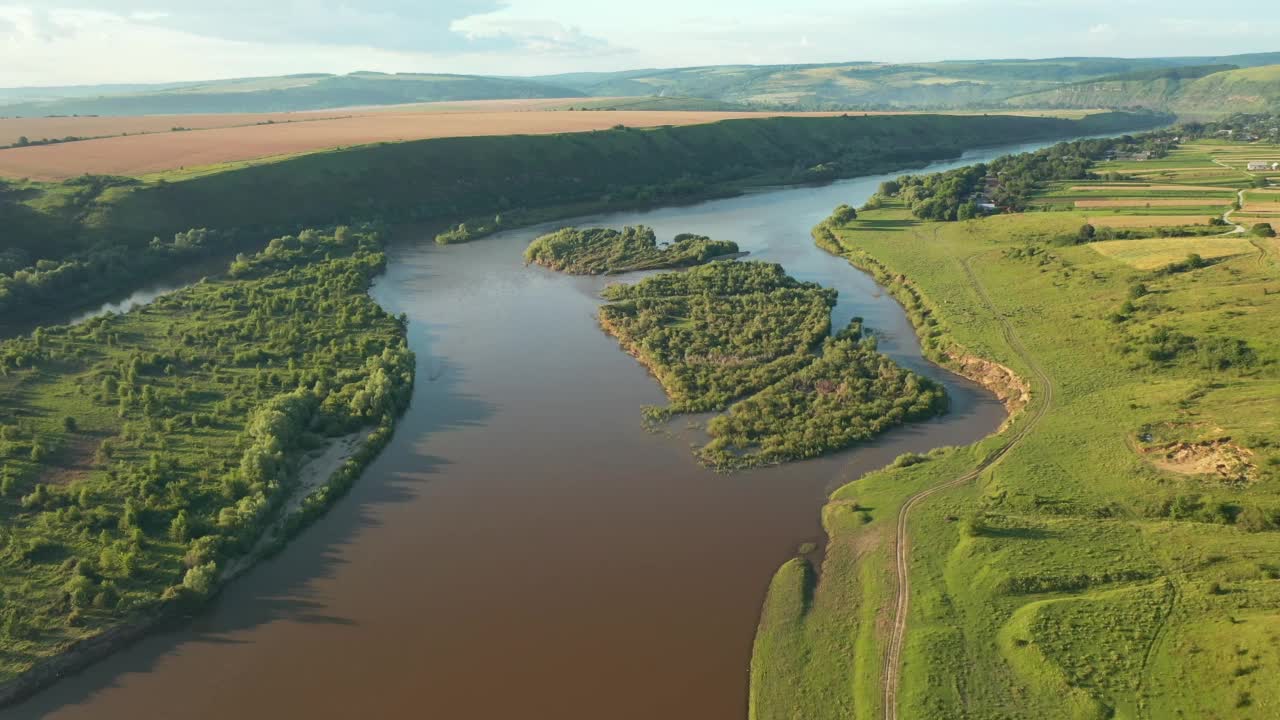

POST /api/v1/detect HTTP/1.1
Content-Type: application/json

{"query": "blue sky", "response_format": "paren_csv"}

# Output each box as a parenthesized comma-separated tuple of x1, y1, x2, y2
(1, 1, 1277, 86)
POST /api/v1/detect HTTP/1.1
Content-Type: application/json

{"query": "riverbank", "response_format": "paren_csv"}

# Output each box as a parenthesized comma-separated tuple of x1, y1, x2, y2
(0, 230, 414, 711)
(814, 220, 1032, 418)
(0, 431, 382, 709)
(750, 200, 1280, 718)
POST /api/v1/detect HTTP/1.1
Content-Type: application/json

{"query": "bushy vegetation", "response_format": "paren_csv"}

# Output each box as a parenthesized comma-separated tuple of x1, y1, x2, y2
(702, 322, 946, 468)
(523, 225, 738, 275)
(600, 261, 835, 415)
(0, 226, 413, 683)
(594, 261, 946, 468)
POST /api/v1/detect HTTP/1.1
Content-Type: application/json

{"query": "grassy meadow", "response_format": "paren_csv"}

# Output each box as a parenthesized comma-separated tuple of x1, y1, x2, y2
(751, 143, 1280, 718)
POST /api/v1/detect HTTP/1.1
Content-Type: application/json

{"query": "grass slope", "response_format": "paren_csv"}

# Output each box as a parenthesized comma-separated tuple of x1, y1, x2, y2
(751, 189, 1280, 718)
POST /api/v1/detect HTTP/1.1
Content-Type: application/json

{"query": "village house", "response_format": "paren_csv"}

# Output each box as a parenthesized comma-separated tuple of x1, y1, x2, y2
(1247, 161, 1280, 171)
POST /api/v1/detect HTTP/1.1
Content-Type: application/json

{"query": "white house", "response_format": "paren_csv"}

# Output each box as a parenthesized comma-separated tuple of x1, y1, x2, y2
(1246, 161, 1278, 171)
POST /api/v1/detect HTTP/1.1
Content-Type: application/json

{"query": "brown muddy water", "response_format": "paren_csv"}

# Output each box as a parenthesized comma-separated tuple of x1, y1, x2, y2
(14, 140, 1068, 719)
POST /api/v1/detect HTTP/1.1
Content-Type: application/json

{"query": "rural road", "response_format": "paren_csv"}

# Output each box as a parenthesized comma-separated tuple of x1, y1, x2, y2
(1211, 157, 1250, 234)
(881, 252, 1056, 720)
(1210, 158, 1273, 263)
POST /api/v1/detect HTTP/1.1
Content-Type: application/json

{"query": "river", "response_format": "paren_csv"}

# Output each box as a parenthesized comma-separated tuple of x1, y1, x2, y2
(13, 138, 1072, 719)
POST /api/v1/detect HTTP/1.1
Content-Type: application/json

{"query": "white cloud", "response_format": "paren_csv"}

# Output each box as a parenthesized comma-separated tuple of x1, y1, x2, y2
(451, 15, 626, 56)
(2, 1, 1279, 86)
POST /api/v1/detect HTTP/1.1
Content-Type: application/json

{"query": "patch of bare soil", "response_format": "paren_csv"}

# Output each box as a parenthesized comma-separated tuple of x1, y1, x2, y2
(37, 435, 99, 486)
(945, 352, 1030, 417)
(1143, 439, 1256, 482)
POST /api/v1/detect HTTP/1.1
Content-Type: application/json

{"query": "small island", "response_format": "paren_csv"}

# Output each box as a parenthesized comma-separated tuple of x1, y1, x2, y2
(602, 261, 947, 468)
(523, 225, 740, 275)
(536, 255, 948, 469)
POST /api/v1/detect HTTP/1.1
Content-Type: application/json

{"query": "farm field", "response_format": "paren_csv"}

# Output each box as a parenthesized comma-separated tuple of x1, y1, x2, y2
(0, 108, 847, 180)
(1086, 214, 1217, 227)
(0, 106, 1128, 182)
(0, 97, 629, 147)
(1073, 197, 1231, 208)
(1088, 235, 1256, 268)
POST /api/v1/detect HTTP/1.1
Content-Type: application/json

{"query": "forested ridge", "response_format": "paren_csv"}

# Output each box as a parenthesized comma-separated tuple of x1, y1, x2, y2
(0, 111, 1164, 325)
(0, 226, 414, 688)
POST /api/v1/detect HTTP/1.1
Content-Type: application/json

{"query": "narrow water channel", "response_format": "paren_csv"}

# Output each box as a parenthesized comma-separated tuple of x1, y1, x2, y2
(14, 139, 1069, 719)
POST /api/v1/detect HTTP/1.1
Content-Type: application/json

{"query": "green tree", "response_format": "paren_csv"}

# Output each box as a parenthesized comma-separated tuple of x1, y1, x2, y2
(831, 204, 858, 224)
(169, 510, 191, 542)
(182, 562, 218, 597)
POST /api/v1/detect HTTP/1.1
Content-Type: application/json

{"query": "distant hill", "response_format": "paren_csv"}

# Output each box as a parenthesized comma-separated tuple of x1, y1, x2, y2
(532, 54, 1280, 110)
(1005, 64, 1280, 117)
(0, 72, 584, 116)
(3, 54, 1279, 116)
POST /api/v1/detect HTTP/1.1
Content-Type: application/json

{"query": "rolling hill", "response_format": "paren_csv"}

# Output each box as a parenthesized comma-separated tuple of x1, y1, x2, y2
(533, 54, 1280, 110)
(0, 72, 584, 116)
(3, 54, 1279, 116)
(1005, 64, 1280, 117)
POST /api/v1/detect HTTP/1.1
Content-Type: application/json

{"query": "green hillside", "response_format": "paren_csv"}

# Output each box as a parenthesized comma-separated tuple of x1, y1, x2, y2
(0, 72, 583, 116)
(1006, 64, 1280, 117)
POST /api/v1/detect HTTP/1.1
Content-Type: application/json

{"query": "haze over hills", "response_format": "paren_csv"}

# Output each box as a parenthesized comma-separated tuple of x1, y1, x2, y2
(0, 53, 1278, 117)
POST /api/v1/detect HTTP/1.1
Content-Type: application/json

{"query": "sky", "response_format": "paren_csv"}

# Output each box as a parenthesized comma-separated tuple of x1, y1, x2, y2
(1, 1, 1277, 87)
